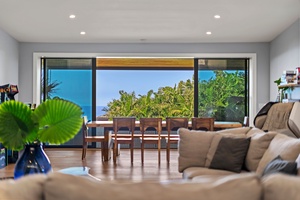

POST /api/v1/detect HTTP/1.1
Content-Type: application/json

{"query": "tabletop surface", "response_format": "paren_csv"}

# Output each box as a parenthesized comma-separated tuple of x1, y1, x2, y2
(87, 120, 242, 129)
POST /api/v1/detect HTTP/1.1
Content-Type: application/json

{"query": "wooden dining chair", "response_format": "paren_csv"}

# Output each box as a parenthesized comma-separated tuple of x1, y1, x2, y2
(165, 117, 189, 163)
(112, 117, 136, 164)
(191, 117, 215, 131)
(139, 118, 162, 165)
(82, 116, 108, 161)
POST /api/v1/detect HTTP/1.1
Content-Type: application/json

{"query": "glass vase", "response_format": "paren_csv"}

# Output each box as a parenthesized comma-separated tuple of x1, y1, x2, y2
(14, 142, 52, 179)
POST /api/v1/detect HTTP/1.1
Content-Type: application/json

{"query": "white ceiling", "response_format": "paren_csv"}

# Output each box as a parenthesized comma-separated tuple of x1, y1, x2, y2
(0, 0, 299, 43)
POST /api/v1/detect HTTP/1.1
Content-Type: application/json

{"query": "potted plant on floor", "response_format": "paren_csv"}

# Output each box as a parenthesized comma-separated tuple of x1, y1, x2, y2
(0, 98, 82, 179)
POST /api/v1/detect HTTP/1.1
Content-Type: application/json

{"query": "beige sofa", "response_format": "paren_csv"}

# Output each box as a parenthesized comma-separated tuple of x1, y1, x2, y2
(178, 127, 300, 179)
(1, 127, 300, 200)
(0, 169, 300, 200)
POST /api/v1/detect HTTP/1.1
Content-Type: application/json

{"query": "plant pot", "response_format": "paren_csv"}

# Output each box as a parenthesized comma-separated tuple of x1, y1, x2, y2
(14, 142, 52, 179)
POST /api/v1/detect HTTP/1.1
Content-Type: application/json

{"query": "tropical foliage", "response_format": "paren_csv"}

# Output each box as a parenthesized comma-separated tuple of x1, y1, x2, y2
(103, 70, 246, 122)
(198, 71, 245, 122)
(103, 79, 194, 119)
(0, 99, 83, 150)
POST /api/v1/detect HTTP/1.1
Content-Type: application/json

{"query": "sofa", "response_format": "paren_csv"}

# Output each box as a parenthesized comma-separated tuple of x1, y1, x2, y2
(1, 127, 300, 200)
(0, 168, 300, 200)
(178, 127, 300, 179)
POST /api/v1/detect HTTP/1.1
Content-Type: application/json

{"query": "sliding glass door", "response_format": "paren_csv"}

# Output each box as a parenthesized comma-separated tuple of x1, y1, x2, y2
(42, 58, 92, 146)
(195, 58, 249, 123)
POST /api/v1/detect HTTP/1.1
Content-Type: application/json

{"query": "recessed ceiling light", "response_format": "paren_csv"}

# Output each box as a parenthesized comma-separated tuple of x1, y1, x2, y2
(214, 15, 221, 19)
(69, 14, 76, 19)
(80, 31, 86, 35)
(206, 31, 212, 35)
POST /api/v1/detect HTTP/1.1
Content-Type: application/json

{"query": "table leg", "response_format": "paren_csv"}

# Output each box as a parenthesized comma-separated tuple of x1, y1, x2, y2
(103, 129, 112, 161)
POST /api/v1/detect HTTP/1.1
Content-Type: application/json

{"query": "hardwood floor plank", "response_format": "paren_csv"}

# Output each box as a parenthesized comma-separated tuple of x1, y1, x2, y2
(0, 148, 183, 181)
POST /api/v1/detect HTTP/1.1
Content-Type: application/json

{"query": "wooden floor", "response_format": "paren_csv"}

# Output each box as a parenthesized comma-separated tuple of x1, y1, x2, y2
(0, 148, 183, 181)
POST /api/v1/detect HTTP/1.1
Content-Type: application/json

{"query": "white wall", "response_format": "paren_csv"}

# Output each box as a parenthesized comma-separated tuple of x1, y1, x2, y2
(0, 27, 19, 91)
(19, 42, 270, 116)
(270, 19, 300, 100)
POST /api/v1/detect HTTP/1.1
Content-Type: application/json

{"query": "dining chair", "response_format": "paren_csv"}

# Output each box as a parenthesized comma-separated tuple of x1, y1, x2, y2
(165, 117, 189, 163)
(112, 117, 136, 164)
(191, 117, 215, 131)
(139, 117, 162, 165)
(81, 116, 109, 161)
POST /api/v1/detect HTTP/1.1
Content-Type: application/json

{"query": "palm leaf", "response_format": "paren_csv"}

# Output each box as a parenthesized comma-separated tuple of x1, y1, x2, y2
(0, 101, 36, 150)
(32, 99, 82, 144)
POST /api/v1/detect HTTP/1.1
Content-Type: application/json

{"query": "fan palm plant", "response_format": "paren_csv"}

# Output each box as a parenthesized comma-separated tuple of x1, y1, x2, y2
(0, 98, 83, 150)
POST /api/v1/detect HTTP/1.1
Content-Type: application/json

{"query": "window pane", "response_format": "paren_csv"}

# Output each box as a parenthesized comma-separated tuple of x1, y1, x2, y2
(96, 70, 194, 119)
(43, 58, 92, 146)
(198, 59, 248, 123)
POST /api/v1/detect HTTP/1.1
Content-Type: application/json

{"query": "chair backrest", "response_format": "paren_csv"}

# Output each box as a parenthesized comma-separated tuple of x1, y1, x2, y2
(166, 117, 189, 133)
(112, 117, 136, 138)
(191, 117, 214, 131)
(140, 118, 162, 138)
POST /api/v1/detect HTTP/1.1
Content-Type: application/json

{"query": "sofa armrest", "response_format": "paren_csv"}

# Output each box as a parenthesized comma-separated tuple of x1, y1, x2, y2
(263, 173, 300, 200)
(254, 115, 267, 129)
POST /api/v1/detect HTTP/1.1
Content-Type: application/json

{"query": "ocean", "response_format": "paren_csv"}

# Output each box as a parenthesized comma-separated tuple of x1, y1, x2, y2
(81, 105, 107, 119)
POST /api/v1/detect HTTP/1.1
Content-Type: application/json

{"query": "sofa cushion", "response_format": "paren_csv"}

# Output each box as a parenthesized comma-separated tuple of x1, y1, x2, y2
(245, 127, 266, 137)
(178, 128, 215, 172)
(209, 137, 251, 173)
(216, 127, 251, 135)
(44, 172, 262, 200)
(262, 155, 297, 176)
(245, 132, 276, 172)
(182, 167, 236, 179)
(262, 173, 300, 200)
(178, 127, 250, 172)
(256, 132, 300, 175)
(0, 174, 46, 200)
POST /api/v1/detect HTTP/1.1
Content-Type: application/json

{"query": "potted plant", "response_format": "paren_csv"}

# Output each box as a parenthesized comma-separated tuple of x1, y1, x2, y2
(0, 98, 82, 179)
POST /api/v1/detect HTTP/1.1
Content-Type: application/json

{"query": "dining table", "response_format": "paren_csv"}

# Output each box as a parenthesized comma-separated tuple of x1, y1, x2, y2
(87, 120, 242, 161)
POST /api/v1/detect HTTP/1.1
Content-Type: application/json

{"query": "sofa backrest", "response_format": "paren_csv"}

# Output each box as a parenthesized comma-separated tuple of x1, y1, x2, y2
(289, 102, 300, 138)
(256, 132, 300, 175)
(0, 174, 46, 200)
(178, 126, 300, 175)
(43, 172, 262, 200)
(178, 127, 251, 172)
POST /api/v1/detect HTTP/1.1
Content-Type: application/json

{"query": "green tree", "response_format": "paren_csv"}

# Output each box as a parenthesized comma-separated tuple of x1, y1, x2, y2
(198, 71, 245, 122)
(102, 71, 245, 122)
(103, 79, 194, 120)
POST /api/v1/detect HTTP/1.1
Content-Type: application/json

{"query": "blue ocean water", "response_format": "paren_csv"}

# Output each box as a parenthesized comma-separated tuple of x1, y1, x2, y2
(80, 105, 107, 119)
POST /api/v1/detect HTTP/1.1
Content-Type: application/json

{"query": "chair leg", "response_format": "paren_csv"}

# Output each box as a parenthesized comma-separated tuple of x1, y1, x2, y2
(130, 142, 134, 163)
(141, 142, 144, 164)
(113, 141, 118, 163)
(158, 141, 161, 165)
(166, 141, 170, 163)
(100, 142, 105, 162)
(82, 142, 87, 160)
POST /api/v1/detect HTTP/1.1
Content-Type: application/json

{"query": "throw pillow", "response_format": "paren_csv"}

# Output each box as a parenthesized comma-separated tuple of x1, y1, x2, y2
(256, 133, 300, 175)
(209, 137, 251, 173)
(245, 132, 276, 172)
(262, 155, 298, 176)
(178, 128, 215, 172)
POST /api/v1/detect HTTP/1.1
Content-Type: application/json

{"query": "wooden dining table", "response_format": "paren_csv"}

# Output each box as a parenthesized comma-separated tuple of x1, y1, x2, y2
(87, 120, 242, 161)
(87, 120, 242, 129)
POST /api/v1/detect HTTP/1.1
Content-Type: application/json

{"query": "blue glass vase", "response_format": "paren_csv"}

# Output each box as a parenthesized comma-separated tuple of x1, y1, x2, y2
(14, 142, 52, 179)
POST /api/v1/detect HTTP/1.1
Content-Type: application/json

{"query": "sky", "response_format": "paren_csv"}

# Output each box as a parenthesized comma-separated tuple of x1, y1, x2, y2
(50, 69, 215, 107)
